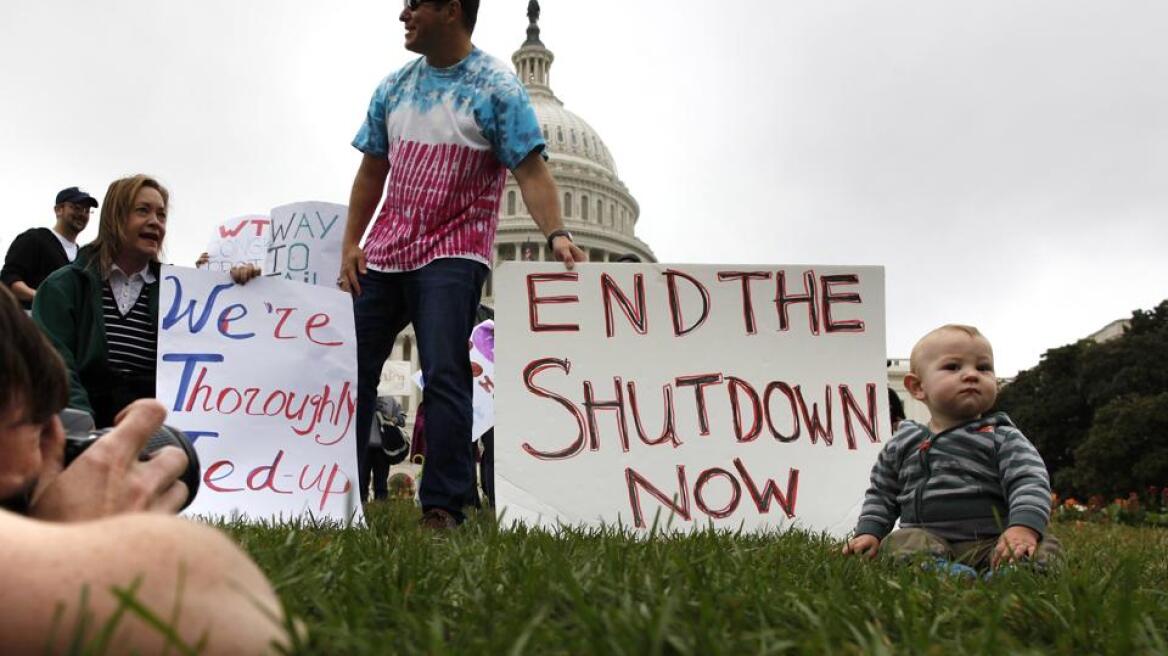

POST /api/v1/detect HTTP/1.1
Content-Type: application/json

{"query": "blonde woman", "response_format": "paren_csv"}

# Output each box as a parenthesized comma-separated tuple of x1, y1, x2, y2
(33, 175, 257, 427)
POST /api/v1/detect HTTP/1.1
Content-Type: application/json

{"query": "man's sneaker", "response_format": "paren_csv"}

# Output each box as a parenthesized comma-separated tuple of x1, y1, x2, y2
(419, 508, 459, 530)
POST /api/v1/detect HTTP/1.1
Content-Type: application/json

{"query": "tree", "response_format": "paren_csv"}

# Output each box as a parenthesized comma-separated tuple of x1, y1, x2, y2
(995, 341, 1092, 493)
(1070, 393, 1168, 495)
(996, 300, 1168, 496)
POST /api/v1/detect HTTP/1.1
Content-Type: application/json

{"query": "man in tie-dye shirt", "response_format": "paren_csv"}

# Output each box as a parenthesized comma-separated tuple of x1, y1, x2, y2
(340, 0, 584, 527)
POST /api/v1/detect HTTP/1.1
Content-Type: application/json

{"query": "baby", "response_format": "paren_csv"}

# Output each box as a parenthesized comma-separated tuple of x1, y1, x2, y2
(843, 325, 1059, 569)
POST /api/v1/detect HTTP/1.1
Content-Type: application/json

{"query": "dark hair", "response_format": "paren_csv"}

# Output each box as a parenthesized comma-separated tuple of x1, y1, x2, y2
(0, 286, 68, 424)
(888, 388, 905, 425)
(457, 0, 479, 33)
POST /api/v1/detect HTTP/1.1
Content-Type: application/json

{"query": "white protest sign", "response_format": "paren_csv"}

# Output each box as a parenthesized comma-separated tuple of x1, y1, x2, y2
(204, 215, 270, 272)
(470, 320, 496, 438)
(378, 360, 414, 397)
(156, 266, 362, 522)
(412, 319, 496, 441)
(266, 201, 346, 287)
(495, 263, 888, 536)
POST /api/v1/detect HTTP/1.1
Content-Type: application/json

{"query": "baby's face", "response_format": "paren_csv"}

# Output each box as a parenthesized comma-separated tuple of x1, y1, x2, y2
(911, 330, 998, 426)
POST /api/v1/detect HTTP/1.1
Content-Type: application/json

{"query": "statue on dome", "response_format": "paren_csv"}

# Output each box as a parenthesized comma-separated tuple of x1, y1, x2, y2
(527, 0, 540, 25)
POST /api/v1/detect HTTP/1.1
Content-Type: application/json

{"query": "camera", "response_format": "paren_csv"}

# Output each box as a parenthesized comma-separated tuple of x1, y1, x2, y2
(60, 408, 202, 510)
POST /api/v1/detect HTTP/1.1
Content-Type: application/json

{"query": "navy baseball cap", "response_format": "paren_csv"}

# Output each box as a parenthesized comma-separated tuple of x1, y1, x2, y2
(55, 187, 98, 208)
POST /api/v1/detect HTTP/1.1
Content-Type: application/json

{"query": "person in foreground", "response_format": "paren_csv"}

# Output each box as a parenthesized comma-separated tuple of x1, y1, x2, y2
(340, 0, 584, 526)
(0, 285, 289, 654)
(32, 174, 260, 428)
(842, 324, 1061, 571)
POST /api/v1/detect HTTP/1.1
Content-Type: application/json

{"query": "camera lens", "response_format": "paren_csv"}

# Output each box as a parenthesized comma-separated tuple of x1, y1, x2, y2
(62, 419, 202, 510)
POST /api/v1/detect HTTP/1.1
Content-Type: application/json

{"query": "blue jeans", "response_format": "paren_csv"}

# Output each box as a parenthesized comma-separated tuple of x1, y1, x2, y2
(353, 258, 488, 518)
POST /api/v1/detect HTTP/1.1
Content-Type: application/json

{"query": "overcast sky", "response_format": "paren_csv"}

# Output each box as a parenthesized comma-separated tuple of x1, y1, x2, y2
(2, 1, 1165, 376)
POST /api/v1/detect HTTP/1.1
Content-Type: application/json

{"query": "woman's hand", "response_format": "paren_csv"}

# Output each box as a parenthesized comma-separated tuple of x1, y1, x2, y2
(230, 263, 262, 285)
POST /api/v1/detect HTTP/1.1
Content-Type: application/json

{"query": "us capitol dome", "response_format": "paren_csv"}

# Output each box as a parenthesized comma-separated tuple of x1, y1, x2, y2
(484, 0, 655, 298)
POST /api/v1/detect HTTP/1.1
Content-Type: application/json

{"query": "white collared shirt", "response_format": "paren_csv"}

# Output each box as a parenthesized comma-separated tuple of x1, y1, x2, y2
(51, 228, 78, 261)
(107, 263, 156, 316)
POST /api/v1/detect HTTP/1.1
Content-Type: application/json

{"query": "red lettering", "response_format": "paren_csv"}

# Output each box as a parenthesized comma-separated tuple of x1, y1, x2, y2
(218, 220, 248, 239)
(583, 377, 630, 453)
(246, 450, 293, 495)
(521, 358, 587, 460)
(203, 460, 243, 493)
(305, 313, 343, 346)
(775, 270, 820, 335)
(726, 376, 762, 443)
(626, 381, 681, 449)
(694, 467, 741, 519)
(601, 273, 648, 337)
(625, 466, 691, 529)
(733, 458, 799, 518)
(717, 271, 772, 335)
(840, 383, 881, 449)
(664, 269, 711, 337)
(821, 274, 865, 333)
(273, 307, 296, 339)
(795, 385, 834, 446)
(675, 373, 724, 436)
(527, 273, 580, 332)
(763, 382, 801, 442)
(186, 366, 214, 413)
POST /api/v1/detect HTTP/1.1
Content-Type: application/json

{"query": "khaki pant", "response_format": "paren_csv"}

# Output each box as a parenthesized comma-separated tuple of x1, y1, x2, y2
(880, 527, 1062, 570)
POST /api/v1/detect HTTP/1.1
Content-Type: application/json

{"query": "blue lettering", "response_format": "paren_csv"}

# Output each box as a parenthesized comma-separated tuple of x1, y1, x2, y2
(217, 303, 254, 340)
(185, 431, 220, 445)
(161, 276, 236, 333)
(162, 353, 225, 411)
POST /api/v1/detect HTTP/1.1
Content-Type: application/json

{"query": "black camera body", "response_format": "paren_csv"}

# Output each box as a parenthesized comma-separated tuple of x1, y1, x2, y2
(60, 409, 202, 510)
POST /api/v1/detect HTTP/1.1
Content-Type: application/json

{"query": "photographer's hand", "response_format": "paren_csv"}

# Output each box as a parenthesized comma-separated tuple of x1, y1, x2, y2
(30, 400, 190, 521)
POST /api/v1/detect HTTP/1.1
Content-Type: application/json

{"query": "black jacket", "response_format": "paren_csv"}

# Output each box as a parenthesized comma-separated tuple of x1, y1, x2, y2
(1, 227, 70, 309)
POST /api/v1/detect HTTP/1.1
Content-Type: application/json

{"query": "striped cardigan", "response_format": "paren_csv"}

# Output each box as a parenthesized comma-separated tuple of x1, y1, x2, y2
(854, 412, 1051, 542)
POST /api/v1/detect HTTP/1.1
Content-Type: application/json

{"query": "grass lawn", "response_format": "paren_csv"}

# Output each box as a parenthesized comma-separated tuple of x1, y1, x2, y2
(225, 503, 1168, 655)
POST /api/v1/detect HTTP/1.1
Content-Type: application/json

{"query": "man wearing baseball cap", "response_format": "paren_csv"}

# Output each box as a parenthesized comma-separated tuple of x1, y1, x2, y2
(1, 186, 97, 309)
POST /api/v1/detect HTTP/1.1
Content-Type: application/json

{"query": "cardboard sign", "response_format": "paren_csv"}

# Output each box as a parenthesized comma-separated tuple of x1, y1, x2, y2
(156, 266, 362, 522)
(203, 215, 270, 272)
(494, 263, 888, 536)
(412, 319, 496, 442)
(265, 201, 346, 287)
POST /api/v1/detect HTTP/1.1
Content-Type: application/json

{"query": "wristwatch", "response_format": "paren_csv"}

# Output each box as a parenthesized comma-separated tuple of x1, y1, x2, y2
(546, 229, 573, 251)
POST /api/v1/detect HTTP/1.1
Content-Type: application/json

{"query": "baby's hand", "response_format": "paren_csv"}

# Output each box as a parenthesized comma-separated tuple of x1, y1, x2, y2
(842, 534, 881, 559)
(992, 525, 1039, 567)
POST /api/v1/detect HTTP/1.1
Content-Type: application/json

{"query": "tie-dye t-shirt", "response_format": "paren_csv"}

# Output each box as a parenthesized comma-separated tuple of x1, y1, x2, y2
(352, 48, 545, 272)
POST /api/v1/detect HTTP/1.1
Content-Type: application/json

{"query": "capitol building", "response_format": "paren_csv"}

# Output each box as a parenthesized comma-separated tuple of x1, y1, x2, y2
(487, 0, 655, 295)
(379, 2, 655, 414)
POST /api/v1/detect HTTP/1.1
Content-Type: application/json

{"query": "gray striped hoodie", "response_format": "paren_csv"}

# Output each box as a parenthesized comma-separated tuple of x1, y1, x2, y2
(854, 412, 1051, 542)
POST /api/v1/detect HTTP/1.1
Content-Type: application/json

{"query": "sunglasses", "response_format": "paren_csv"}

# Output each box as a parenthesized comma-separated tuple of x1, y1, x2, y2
(403, 0, 450, 10)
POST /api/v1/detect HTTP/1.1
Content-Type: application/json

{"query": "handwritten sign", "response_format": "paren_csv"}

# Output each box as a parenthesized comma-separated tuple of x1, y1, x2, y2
(494, 263, 888, 536)
(204, 215, 270, 272)
(265, 201, 346, 287)
(470, 320, 495, 440)
(156, 266, 362, 522)
(378, 360, 414, 397)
